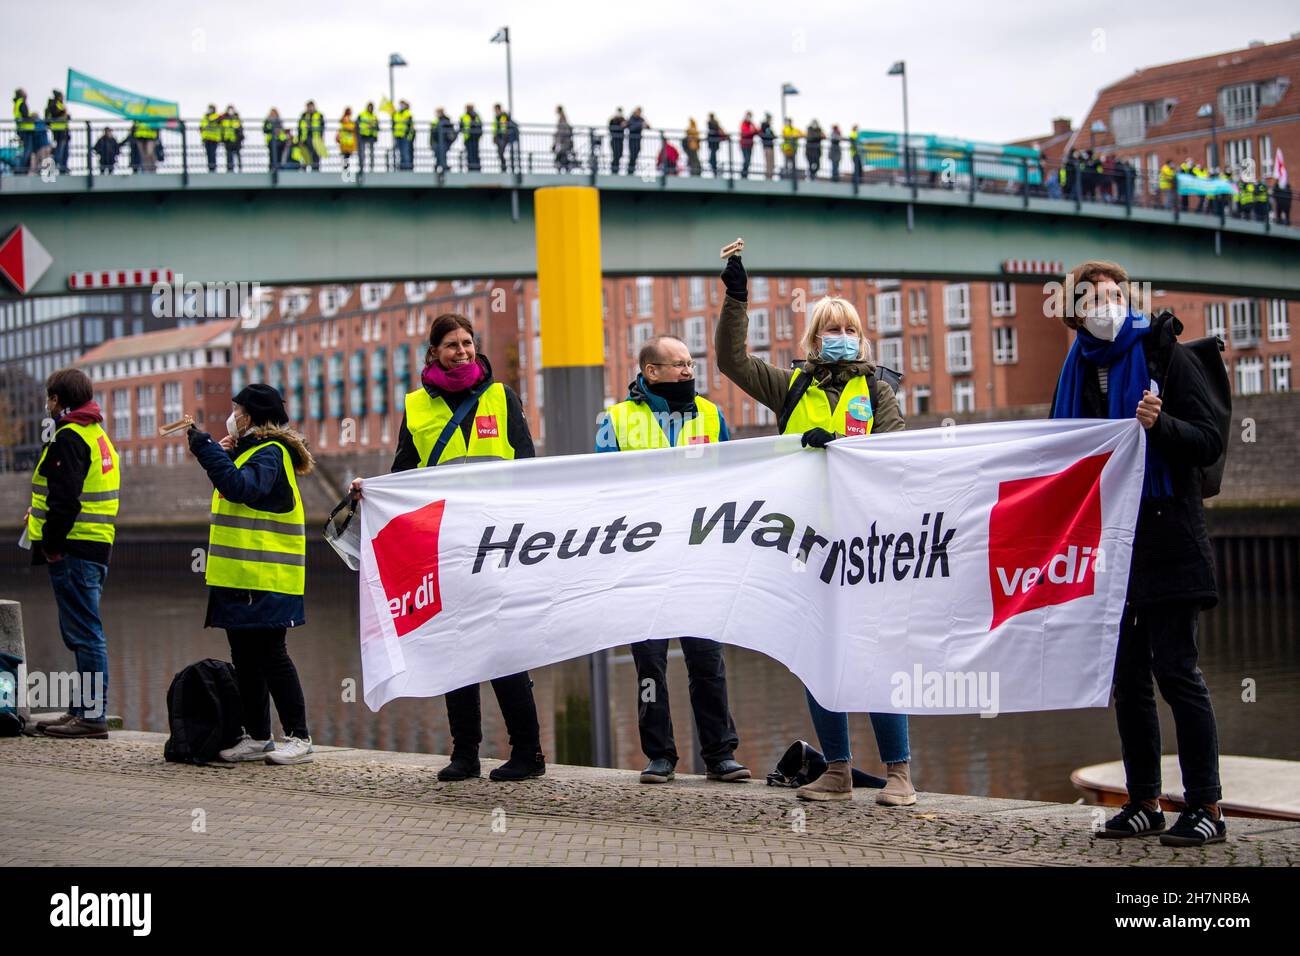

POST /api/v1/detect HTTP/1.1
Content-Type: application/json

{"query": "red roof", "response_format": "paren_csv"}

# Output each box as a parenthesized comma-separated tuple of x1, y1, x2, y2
(78, 319, 235, 364)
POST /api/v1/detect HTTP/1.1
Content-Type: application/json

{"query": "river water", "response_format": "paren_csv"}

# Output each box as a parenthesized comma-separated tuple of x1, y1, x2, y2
(5, 540, 1297, 803)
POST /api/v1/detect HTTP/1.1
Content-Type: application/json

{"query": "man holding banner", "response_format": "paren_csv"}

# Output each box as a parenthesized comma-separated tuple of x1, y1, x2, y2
(595, 336, 750, 785)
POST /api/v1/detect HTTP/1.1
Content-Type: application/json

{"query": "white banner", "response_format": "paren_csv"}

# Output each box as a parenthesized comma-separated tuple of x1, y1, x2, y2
(350, 419, 1145, 715)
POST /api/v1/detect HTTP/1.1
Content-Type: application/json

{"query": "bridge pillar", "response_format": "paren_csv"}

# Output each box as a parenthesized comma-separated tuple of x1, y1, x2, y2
(533, 185, 612, 768)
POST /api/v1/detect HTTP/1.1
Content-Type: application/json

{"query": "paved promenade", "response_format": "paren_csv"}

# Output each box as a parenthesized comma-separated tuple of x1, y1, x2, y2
(2, 733, 1295, 866)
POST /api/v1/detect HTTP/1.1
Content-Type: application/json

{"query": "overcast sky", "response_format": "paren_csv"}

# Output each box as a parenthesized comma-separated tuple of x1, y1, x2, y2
(8, 1, 1298, 142)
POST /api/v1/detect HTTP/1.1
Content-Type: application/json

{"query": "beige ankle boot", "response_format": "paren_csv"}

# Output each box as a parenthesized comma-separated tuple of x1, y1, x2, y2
(876, 761, 917, 806)
(797, 759, 853, 801)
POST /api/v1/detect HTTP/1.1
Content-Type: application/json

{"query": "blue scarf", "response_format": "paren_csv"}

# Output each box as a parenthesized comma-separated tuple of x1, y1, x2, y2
(1052, 312, 1173, 498)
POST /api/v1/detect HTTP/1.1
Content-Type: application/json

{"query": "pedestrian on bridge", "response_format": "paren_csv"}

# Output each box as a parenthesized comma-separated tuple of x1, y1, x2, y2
(93, 127, 119, 175)
(759, 113, 776, 179)
(187, 384, 316, 766)
(805, 119, 824, 180)
(337, 107, 357, 173)
(553, 105, 575, 173)
(626, 106, 649, 174)
(13, 88, 36, 174)
(706, 112, 726, 177)
(201, 103, 223, 172)
(781, 118, 801, 179)
(739, 111, 758, 178)
(493, 102, 515, 172)
(716, 245, 918, 808)
(828, 124, 843, 182)
(357, 101, 378, 172)
(221, 105, 244, 172)
(27, 369, 120, 740)
(461, 103, 482, 172)
(683, 118, 702, 176)
(594, 336, 751, 786)
(263, 108, 288, 169)
(298, 100, 324, 171)
(44, 89, 70, 175)
(432, 107, 454, 173)
(391, 99, 414, 171)
(372, 313, 546, 783)
(608, 107, 626, 173)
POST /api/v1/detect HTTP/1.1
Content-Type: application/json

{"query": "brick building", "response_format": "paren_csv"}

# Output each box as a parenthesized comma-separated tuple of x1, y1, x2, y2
(78, 320, 236, 467)
(1073, 34, 1300, 196)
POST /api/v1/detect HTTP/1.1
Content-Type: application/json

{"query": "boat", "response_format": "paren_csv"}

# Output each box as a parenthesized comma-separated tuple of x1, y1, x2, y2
(1071, 755, 1300, 821)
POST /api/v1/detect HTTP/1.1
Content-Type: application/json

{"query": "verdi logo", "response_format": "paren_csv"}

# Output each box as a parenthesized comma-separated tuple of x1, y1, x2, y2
(987, 453, 1109, 629)
(373, 499, 446, 637)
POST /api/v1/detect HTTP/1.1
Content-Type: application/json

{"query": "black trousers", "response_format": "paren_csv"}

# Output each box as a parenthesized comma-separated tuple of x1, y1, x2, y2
(610, 142, 622, 173)
(631, 638, 739, 766)
(1113, 601, 1221, 806)
(204, 140, 218, 171)
(226, 627, 309, 740)
(445, 671, 540, 755)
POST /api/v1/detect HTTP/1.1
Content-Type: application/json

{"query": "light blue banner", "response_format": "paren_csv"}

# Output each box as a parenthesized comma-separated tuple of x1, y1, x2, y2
(853, 130, 1042, 185)
(65, 69, 179, 127)
(1176, 173, 1237, 197)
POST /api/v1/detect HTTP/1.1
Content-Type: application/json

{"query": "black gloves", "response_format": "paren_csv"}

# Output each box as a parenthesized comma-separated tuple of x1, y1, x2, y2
(720, 254, 747, 301)
(801, 427, 837, 449)
(186, 426, 212, 454)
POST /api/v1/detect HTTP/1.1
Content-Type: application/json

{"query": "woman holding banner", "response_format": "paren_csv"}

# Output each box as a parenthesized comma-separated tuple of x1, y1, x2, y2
(383, 313, 546, 783)
(715, 243, 918, 807)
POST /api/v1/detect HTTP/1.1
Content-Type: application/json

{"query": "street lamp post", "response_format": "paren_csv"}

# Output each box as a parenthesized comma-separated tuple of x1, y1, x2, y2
(491, 26, 519, 220)
(388, 53, 407, 110)
(887, 60, 912, 230)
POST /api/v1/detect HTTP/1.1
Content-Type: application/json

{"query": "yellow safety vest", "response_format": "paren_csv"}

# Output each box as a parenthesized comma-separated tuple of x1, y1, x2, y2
(358, 110, 377, 138)
(29, 422, 120, 545)
(297, 111, 322, 140)
(290, 143, 309, 165)
(1158, 164, 1175, 190)
(206, 439, 305, 595)
(47, 104, 68, 133)
(393, 109, 412, 140)
(460, 112, 477, 141)
(201, 112, 223, 142)
(338, 120, 356, 153)
(605, 396, 722, 450)
(132, 122, 157, 140)
(14, 95, 34, 132)
(404, 384, 515, 466)
(782, 125, 800, 156)
(221, 116, 242, 143)
(781, 369, 875, 437)
(496, 112, 510, 136)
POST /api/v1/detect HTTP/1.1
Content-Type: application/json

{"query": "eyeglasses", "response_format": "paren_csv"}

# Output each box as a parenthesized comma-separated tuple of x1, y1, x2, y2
(646, 360, 696, 372)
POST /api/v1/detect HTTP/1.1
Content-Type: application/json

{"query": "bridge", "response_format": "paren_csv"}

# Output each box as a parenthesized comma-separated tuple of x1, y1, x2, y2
(2, 119, 1298, 299)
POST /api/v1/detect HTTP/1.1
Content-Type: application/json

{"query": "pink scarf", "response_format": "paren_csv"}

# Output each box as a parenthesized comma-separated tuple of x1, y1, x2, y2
(422, 359, 485, 392)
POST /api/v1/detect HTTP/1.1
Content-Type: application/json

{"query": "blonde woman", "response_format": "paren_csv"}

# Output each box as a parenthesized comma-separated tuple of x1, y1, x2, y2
(715, 247, 916, 807)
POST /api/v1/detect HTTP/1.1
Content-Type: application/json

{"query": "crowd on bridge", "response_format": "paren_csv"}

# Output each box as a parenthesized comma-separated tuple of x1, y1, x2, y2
(18, 241, 1233, 849)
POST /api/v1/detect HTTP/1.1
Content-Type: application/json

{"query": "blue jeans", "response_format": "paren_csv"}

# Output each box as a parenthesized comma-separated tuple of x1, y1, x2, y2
(805, 689, 909, 765)
(47, 555, 109, 719)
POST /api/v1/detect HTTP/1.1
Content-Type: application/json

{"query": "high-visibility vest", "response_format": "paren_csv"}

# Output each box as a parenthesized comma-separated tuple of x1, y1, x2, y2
(132, 121, 157, 140)
(358, 110, 377, 138)
(404, 384, 515, 466)
(263, 119, 283, 146)
(1158, 164, 1175, 190)
(13, 95, 34, 132)
(297, 111, 322, 140)
(206, 439, 305, 595)
(460, 112, 478, 141)
(495, 112, 510, 137)
(605, 396, 721, 450)
(290, 142, 309, 165)
(29, 422, 120, 546)
(201, 111, 223, 142)
(782, 125, 800, 156)
(221, 115, 242, 144)
(46, 103, 68, 133)
(392, 109, 412, 140)
(781, 369, 875, 437)
(338, 119, 356, 153)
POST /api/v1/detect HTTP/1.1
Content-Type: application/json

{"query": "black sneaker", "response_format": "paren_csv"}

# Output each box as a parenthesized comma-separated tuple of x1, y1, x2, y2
(639, 757, 676, 784)
(706, 758, 752, 782)
(1096, 802, 1166, 839)
(436, 751, 481, 782)
(489, 749, 546, 782)
(1160, 807, 1227, 847)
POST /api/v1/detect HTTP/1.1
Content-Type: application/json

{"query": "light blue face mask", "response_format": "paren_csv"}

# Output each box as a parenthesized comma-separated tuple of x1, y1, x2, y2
(820, 334, 860, 362)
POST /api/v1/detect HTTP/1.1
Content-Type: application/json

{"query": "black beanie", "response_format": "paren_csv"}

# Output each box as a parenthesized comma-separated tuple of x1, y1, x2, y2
(233, 384, 289, 427)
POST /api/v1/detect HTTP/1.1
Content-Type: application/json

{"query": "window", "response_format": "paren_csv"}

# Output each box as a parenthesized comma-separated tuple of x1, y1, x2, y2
(747, 308, 770, 347)
(685, 316, 707, 355)
(876, 292, 902, 333)
(810, 278, 829, 296)
(1267, 299, 1289, 341)
(751, 278, 769, 303)
(1234, 356, 1263, 395)
(163, 382, 183, 422)
(1223, 138, 1252, 174)
(637, 278, 655, 317)
(754, 404, 774, 427)
(695, 357, 711, 395)
(952, 381, 976, 412)
(403, 280, 437, 303)
(907, 288, 928, 325)
(877, 337, 903, 372)
(634, 321, 655, 354)
(1219, 82, 1258, 128)
(943, 284, 970, 327)
(1205, 303, 1227, 339)
(912, 386, 931, 416)
(775, 306, 794, 340)
(136, 385, 156, 437)
(1259, 134, 1273, 177)
(910, 334, 930, 372)
(993, 327, 1018, 365)
(1270, 354, 1291, 393)
(945, 331, 972, 373)
(1110, 103, 1145, 146)
(112, 389, 131, 440)
(688, 277, 706, 309)
(1229, 299, 1260, 348)
(990, 283, 1016, 317)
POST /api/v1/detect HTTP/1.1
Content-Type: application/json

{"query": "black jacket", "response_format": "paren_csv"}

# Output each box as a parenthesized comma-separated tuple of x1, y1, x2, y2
(391, 356, 534, 472)
(1050, 312, 1221, 609)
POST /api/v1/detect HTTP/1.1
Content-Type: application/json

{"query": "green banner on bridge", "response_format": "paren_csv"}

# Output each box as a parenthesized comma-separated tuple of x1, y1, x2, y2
(65, 69, 179, 128)
(855, 130, 1042, 185)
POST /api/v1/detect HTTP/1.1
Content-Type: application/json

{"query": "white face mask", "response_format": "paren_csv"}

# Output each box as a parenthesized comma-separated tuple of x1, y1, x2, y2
(226, 411, 241, 440)
(1084, 302, 1128, 341)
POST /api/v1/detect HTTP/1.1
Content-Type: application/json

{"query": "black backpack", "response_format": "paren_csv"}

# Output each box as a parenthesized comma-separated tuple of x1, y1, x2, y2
(163, 659, 242, 764)
(1151, 311, 1232, 499)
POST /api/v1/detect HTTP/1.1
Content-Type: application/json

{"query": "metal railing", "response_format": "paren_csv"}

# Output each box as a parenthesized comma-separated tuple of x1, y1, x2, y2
(0, 119, 1287, 230)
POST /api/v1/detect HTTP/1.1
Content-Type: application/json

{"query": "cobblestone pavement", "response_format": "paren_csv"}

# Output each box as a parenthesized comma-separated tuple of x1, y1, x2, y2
(2, 734, 1295, 866)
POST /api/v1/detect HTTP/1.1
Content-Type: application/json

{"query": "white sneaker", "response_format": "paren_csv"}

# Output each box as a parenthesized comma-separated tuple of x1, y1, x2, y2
(265, 735, 314, 765)
(219, 734, 274, 763)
